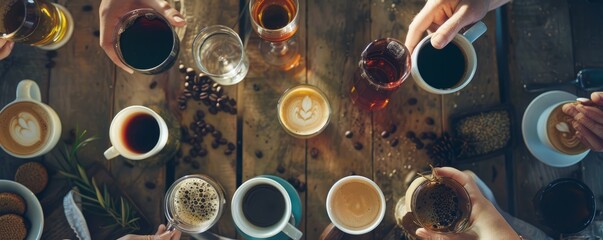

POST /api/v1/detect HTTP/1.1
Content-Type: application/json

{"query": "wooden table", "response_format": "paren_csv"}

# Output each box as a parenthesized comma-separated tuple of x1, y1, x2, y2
(1, 0, 602, 239)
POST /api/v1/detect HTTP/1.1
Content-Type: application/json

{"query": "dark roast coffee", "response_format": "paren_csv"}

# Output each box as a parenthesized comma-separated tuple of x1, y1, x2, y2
(122, 113, 159, 153)
(242, 184, 286, 227)
(537, 178, 595, 234)
(417, 41, 466, 89)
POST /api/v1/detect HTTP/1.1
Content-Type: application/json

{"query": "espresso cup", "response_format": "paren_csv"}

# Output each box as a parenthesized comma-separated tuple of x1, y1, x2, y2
(104, 105, 170, 160)
(537, 101, 589, 155)
(411, 21, 487, 94)
(277, 84, 331, 139)
(0, 80, 61, 158)
(326, 176, 386, 235)
(232, 176, 303, 240)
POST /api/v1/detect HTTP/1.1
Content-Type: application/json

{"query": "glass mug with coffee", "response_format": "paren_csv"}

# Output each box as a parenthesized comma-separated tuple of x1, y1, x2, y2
(115, 9, 180, 74)
(350, 38, 411, 111)
(104, 105, 178, 164)
(537, 101, 589, 155)
(405, 172, 471, 233)
(326, 176, 386, 235)
(0, 80, 61, 158)
(232, 176, 303, 240)
(0, 0, 74, 50)
(411, 21, 488, 94)
(277, 84, 331, 138)
(164, 175, 226, 235)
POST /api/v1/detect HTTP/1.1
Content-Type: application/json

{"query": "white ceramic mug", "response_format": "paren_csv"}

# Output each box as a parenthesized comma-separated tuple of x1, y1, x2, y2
(231, 177, 303, 240)
(0, 80, 61, 158)
(411, 21, 487, 94)
(326, 176, 386, 235)
(104, 105, 169, 160)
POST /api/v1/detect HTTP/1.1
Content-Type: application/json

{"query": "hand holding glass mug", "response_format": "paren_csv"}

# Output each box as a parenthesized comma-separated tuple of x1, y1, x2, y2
(99, 0, 185, 74)
(562, 92, 603, 152)
(0, 39, 15, 60)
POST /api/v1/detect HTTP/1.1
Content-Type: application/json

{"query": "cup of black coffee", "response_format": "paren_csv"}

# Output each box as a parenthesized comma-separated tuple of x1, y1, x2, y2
(232, 176, 303, 240)
(411, 21, 487, 94)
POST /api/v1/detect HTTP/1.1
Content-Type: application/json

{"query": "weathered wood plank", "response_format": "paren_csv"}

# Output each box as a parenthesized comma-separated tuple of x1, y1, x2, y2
(306, 0, 373, 239)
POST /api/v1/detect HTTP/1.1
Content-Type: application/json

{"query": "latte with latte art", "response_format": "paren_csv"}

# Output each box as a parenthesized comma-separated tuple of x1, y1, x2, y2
(546, 104, 588, 155)
(278, 85, 331, 138)
(0, 102, 50, 156)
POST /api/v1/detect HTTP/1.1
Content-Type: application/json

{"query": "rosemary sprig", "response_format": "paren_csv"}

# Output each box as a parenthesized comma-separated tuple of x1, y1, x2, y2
(53, 129, 141, 234)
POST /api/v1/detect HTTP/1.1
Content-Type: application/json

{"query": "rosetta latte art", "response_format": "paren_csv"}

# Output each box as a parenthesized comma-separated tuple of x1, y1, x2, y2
(9, 112, 42, 147)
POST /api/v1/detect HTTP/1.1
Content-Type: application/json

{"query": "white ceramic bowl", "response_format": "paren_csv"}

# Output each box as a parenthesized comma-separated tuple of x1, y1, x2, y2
(0, 179, 44, 240)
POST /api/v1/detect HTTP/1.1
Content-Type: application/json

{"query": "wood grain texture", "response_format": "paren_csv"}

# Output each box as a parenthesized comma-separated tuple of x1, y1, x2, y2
(306, 0, 373, 239)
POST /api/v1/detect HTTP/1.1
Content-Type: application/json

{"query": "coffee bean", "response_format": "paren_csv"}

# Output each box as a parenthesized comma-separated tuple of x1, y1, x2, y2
(198, 148, 208, 157)
(149, 81, 157, 89)
(287, 177, 301, 190)
(209, 93, 218, 102)
(178, 64, 186, 73)
(255, 150, 263, 158)
(186, 68, 195, 75)
(179, 104, 186, 110)
(212, 130, 222, 139)
(425, 117, 435, 125)
(144, 182, 156, 189)
(229, 98, 237, 106)
(390, 138, 399, 147)
(230, 108, 238, 114)
(191, 160, 200, 169)
(253, 84, 260, 91)
(215, 86, 223, 95)
(298, 182, 307, 192)
(189, 148, 198, 157)
(408, 98, 418, 105)
(206, 124, 215, 132)
(183, 92, 192, 98)
(419, 132, 430, 140)
(349, 171, 356, 176)
(209, 106, 218, 114)
(211, 141, 219, 149)
(46, 50, 57, 59)
(201, 84, 210, 92)
(406, 131, 416, 139)
(227, 143, 236, 150)
(310, 148, 319, 159)
(277, 164, 286, 174)
(415, 140, 424, 149)
(388, 124, 397, 134)
(353, 142, 363, 150)
(224, 149, 233, 155)
(183, 156, 192, 163)
(345, 130, 353, 138)
(381, 130, 390, 138)
(93, 30, 100, 37)
(82, 4, 93, 12)
(218, 138, 227, 145)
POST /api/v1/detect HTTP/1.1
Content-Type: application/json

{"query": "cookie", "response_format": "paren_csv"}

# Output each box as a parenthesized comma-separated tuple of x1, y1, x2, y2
(0, 192, 26, 215)
(0, 214, 28, 240)
(14, 162, 48, 194)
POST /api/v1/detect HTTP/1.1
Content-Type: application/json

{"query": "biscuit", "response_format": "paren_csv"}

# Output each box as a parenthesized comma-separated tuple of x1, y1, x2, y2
(0, 192, 26, 215)
(0, 214, 28, 240)
(15, 162, 48, 194)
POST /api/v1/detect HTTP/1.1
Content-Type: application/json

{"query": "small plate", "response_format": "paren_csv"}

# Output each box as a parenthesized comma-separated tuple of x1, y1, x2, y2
(522, 90, 590, 167)
(0, 180, 44, 240)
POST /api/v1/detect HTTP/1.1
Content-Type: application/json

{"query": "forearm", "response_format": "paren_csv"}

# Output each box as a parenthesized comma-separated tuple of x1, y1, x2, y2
(489, 0, 511, 11)
(473, 200, 519, 239)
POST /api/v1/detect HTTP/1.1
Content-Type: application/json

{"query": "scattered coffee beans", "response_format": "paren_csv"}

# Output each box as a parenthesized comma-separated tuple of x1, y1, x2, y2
(310, 148, 319, 159)
(345, 130, 353, 138)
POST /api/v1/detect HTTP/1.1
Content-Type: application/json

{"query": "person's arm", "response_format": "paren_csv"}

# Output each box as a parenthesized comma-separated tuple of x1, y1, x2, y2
(99, 0, 186, 73)
(0, 39, 15, 60)
(405, 0, 511, 54)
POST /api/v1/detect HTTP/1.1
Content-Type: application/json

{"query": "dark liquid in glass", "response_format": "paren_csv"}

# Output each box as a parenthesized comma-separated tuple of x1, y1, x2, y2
(537, 178, 595, 234)
(122, 113, 160, 154)
(412, 178, 471, 233)
(252, 0, 297, 42)
(119, 14, 177, 73)
(242, 184, 285, 227)
(260, 4, 290, 29)
(350, 38, 410, 111)
(417, 42, 466, 89)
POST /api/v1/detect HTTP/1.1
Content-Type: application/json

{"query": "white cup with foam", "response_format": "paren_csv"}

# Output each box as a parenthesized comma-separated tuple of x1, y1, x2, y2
(0, 80, 62, 158)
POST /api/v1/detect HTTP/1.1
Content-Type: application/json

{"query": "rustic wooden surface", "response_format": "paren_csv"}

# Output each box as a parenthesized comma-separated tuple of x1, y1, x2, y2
(1, 0, 603, 239)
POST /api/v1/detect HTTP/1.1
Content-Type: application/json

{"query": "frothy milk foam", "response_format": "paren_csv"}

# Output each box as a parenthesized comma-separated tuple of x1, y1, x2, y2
(278, 86, 330, 136)
(172, 178, 220, 228)
(0, 102, 49, 155)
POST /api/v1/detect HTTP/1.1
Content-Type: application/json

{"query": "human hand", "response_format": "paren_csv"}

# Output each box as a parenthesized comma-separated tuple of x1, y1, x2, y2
(562, 92, 603, 152)
(117, 224, 182, 240)
(0, 39, 15, 60)
(99, 0, 186, 74)
(415, 167, 518, 240)
(404, 0, 509, 54)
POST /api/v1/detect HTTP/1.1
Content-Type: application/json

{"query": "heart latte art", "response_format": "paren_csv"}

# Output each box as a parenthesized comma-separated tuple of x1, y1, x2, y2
(0, 102, 49, 155)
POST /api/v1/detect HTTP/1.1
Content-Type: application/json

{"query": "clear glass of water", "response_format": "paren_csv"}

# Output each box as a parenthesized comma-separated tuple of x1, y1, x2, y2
(193, 25, 249, 85)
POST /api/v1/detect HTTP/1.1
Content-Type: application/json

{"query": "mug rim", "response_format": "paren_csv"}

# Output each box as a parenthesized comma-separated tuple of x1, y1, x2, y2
(0, 99, 61, 158)
(411, 34, 477, 94)
(326, 175, 386, 235)
(231, 177, 293, 238)
(108, 105, 169, 160)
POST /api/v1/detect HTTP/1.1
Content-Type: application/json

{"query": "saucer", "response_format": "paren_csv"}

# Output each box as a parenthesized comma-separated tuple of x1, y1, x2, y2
(522, 90, 590, 167)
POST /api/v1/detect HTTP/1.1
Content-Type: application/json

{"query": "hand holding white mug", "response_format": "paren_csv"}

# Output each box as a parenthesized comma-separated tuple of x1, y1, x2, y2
(562, 92, 603, 152)
(0, 39, 15, 60)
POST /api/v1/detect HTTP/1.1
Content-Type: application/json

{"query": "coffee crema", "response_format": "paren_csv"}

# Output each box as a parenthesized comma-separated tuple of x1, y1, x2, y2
(546, 104, 588, 155)
(0, 102, 49, 155)
(278, 85, 330, 137)
(172, 178, 221, 228)
(330, 180, 382, 230)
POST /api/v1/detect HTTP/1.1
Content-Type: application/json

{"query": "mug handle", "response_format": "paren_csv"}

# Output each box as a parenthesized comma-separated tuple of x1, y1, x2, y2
(462, 21, 487, 43)
(104, 146, 120, 160)
(282, 222, 303, 240)
(16, 79, 42, 101)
